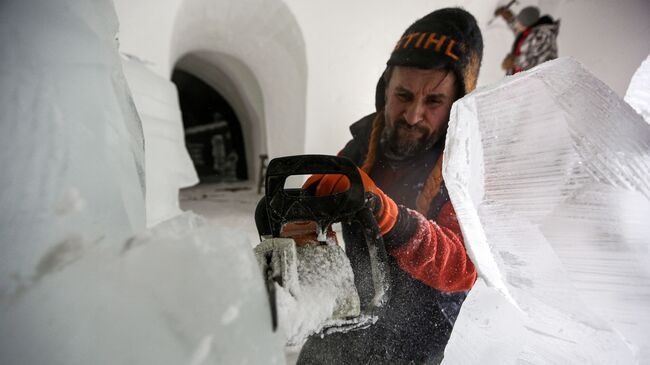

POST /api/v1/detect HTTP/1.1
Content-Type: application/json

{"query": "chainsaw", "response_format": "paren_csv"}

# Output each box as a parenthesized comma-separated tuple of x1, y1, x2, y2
(254, 155, 390, 344)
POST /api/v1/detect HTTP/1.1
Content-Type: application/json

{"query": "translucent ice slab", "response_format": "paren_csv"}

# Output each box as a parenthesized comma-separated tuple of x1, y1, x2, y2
(625, 53, 650, 124)
(443, 58, 650, 364)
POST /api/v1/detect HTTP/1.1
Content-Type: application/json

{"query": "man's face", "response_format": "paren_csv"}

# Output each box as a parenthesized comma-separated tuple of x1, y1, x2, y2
(382, 66, 458, 159)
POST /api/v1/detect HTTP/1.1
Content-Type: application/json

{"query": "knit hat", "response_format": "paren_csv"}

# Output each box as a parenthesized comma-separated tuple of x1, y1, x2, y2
(386, 7, 483, 98)
(368, 9, 484, 214)
(516, 6, 541, 27)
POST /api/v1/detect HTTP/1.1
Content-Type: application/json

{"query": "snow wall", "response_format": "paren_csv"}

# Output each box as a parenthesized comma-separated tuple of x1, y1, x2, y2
(0, 0, 285, 363)
(122, 56, 199, 227)
(442, 57, 650, 364)
(112, 0, 650, 160)
(168, 0, 307, 182)
(0, 0, 145, 295)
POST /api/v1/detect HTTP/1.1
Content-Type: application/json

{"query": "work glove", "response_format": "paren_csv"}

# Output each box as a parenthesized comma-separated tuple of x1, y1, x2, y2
(303, 168, 398, 235)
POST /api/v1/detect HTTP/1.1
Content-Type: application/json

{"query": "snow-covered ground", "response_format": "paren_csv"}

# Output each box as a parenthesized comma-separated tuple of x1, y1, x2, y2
(180, 182, 262, 248)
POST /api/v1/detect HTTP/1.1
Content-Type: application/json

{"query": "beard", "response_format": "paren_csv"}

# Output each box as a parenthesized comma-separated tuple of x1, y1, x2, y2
(380, 116, 445, 160)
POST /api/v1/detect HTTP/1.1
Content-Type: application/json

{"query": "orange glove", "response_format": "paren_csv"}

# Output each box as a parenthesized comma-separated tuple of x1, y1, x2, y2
(303, 168, 398, 235)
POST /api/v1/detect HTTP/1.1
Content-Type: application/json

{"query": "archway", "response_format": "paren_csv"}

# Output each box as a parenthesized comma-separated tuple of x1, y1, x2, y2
(169, 0, 308, 185)
(172, 69, 248, 182)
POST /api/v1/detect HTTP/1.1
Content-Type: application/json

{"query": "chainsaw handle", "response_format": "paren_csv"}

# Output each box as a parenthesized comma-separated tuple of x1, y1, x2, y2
(264, 155, 365, 237)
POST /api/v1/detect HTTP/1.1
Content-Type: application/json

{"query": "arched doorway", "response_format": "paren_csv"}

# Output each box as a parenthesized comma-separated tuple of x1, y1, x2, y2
(169, 0, 308, 185)
(172, 69, 248, 182)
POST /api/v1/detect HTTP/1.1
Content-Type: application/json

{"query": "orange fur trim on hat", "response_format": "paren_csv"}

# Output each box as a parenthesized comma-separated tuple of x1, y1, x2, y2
(415, 152, 444, 215)
(463, 51, 481, 93)
(361, 111, 385, 173)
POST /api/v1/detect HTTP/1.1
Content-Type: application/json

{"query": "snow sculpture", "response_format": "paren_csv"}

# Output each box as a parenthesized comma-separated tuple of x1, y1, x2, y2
(625, 53, 650, 124)
(122, 57, 199, 227)
(0, 1, 285, 364)
(0, 212, 285, 364)
(443, 58, 650, 364)
(0, 0, 145, 295)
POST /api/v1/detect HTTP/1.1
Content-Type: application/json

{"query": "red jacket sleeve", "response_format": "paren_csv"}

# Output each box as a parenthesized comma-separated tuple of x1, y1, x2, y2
(388, 201, 476, 292)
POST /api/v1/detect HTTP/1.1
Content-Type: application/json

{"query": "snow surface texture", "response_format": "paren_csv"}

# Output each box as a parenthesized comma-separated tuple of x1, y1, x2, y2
(255, 238, 362, 345)
(442, 57, 650, 364)
(625, 53, 650, 125)
(0, 212, 285, 365)
(179, 182, 262, 246)
(122, 56, 199, 227)
(0, 0, 145, 296)
(0, 1, 285, 363)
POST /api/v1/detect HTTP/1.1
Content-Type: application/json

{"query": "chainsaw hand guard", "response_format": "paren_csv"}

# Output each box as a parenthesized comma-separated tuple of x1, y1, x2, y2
(255, 155, 391, 334)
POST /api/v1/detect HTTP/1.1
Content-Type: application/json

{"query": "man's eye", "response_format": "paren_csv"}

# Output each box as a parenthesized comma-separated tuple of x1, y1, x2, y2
(396, 93, 410, 101)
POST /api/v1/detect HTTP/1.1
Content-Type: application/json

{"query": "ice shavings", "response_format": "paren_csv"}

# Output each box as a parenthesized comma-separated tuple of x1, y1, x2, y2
(443, 58, 650, 364)
(256, 238, 362, 345)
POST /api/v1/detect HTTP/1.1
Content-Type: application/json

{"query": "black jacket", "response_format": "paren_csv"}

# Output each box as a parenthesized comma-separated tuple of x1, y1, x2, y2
(298, 113, 467, 364)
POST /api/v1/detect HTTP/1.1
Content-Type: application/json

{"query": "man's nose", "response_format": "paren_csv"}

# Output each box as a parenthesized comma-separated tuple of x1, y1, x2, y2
(404, 101, 425, 125)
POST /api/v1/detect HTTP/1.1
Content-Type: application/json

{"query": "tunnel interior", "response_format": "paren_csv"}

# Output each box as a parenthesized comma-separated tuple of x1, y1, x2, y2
(172, 69, 248, 183)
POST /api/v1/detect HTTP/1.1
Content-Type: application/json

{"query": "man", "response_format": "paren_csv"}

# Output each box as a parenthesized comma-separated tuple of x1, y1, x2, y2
(497, 6, 560, 75)
(297, 8, 482, 364)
